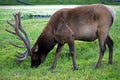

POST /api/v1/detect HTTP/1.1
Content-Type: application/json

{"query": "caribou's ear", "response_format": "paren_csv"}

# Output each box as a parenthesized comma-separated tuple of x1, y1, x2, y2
(34, 45, 39, 52)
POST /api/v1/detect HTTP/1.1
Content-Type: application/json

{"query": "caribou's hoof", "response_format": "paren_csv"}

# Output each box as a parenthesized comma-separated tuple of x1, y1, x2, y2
(73, 66, 78, 71)
(108, 61, 112, 65)
(95, 65, 101, 69)
(49, 67, 55, 72)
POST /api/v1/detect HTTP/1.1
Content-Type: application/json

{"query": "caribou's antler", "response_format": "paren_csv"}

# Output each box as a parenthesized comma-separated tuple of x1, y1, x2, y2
(6, 12, 32, 61)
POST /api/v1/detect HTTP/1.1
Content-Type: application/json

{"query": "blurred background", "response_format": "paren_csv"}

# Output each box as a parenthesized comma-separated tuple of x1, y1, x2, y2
(0, 0, 120, 5)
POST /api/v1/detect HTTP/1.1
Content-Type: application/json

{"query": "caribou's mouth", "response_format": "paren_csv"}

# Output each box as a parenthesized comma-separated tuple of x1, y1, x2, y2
(31, 59, 41, 68)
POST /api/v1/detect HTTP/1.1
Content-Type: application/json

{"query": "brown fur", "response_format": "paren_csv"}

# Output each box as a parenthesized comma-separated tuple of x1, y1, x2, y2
(31, 4, 114, 70)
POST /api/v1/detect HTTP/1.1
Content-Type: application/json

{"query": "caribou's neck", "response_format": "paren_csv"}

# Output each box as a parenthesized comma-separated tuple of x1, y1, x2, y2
(36, 31, 56, 54)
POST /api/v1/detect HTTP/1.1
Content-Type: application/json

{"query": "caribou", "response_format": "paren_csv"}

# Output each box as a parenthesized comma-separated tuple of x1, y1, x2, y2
(6, 4, 115, 70)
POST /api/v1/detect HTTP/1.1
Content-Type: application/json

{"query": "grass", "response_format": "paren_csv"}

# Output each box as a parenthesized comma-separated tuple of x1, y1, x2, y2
(0, 5, 120, 80)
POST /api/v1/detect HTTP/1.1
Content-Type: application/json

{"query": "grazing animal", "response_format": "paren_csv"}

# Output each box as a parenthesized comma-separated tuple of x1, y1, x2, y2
(6, 4, 115, 70)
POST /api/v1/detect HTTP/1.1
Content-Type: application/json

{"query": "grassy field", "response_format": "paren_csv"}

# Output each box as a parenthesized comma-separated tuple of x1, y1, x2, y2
(0, 5, 120, 80)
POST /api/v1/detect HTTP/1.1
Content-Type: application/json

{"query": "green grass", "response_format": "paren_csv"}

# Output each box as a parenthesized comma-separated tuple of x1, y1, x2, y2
(0, 6, 120, 80)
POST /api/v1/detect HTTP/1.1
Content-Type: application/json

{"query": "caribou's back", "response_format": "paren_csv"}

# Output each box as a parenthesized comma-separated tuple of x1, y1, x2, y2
(48, 4, 115, 42)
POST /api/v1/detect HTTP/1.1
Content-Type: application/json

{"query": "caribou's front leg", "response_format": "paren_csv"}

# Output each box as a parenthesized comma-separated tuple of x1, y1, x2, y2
(50, 44, 64, 70)
(68, 41, 78, 70)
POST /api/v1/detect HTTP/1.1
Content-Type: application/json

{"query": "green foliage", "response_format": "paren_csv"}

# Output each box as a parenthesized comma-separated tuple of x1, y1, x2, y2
(0, 0, 120, 5)
(0, 6, 120, 80)
(26, 0, 101, 5)
(0, 0, 23, 5)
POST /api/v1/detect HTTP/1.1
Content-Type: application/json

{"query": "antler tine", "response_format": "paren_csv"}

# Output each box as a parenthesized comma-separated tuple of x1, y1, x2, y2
(5, 29, 16, 35)
(13, 13, 19, 27)
(9, 42, 26, 48)
(7, 20, 15, 28)
(15, 51, 29, 61)
(17, 12, 22, 27)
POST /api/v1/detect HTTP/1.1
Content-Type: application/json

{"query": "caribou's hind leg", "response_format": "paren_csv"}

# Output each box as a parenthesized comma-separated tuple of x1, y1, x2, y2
(106, 35, 114, 64)
(95, 29, 108, 68)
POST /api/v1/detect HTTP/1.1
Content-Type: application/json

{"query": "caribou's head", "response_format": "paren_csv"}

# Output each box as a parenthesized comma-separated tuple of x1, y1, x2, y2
(31, 45, 47, 68)
(6, 12, 46, 68)
(30, 45, 40, 68)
